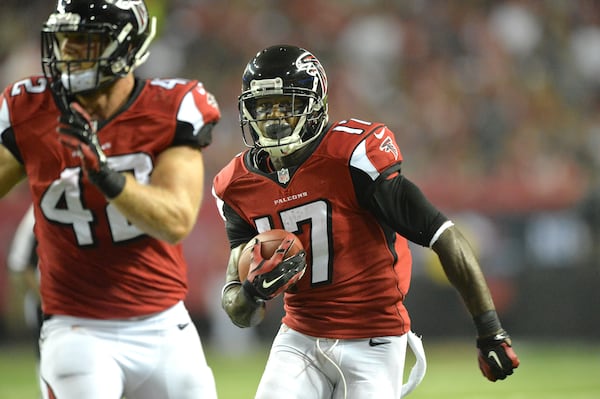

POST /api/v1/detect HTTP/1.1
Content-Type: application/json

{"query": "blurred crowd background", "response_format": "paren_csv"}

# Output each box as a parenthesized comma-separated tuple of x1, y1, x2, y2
(1, 0, 599, 351)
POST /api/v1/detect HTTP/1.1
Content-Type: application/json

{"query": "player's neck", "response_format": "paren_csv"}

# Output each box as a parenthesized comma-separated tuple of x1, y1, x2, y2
(74, 74, 136, 122)
(270, 137, 321, 170)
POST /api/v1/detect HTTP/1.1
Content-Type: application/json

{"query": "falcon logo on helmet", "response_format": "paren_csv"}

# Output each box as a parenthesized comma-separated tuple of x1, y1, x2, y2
(296, 52, 328, 97)
(113, 0, 150, 33)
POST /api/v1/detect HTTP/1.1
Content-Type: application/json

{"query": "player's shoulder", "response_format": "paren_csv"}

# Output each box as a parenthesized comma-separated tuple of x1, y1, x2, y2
(213, 150, 250, 196)
(321, 118, 388, 151)
(327, 117, 389, 140)
(2, 76, 54, 108)
(141, 77, 219, 102)
(330, 118, 386, 132)
(140, 77, 220, 123)
(320, 118, 403, 165)
(142, 77, 197, 94)
(138, 77, 196, 106)
(1, 76, 55, 124)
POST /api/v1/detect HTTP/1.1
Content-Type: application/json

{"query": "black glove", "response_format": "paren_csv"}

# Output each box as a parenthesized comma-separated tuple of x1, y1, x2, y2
(242, 236, 307, 301)
(476, 329, 520, 381)
(57, 102, 125, 198)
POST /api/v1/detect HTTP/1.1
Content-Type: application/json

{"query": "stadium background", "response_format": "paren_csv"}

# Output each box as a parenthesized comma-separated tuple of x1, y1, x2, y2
(0, 1, 599, 396)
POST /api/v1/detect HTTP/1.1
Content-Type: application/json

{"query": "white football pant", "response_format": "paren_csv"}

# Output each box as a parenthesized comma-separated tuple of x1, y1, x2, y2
(39, 301, 217, 399)
(255, 324, 426, 399)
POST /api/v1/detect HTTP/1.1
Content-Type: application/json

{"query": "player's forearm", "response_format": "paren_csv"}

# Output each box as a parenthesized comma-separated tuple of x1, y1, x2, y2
(433, 226, 495, 317)
(221, 245, 266, 327)
(434, 228, 518, 380)
(110, 173, 201, 244)
(222, 283, 266, 328)
(0, 148, 26, 198)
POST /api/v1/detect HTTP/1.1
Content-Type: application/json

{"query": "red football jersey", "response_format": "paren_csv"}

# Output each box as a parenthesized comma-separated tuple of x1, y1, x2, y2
(0, 76, 220, 319)
(213, 119, 414, 339)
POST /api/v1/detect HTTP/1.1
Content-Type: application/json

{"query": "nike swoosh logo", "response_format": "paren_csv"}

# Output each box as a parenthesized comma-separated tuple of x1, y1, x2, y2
(262, 275, 285, 289)
(369, 338, 391, 347)
(177, 323, 189, 330)
(374, 128, 385, 139)
(488, 350, 503, 368)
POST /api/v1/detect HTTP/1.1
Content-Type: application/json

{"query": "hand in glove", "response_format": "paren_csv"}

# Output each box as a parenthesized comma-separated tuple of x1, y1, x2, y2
(57, 102, 125, 198)
(477, 329, 520, 382)
(242, 234, 307, 301)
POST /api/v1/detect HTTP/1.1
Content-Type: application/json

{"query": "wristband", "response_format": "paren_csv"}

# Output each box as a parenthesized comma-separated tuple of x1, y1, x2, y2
(88, 165, 126, 199)
(221, 280, 242, 300)
(473, 310, 502, 338)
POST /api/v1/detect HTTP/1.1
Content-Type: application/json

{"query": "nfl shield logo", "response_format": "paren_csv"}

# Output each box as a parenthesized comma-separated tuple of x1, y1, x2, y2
(277, 168, 290, 184)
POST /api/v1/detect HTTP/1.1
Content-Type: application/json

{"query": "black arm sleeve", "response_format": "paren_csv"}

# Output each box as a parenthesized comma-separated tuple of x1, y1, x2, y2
(362, 165, 449, 247)
(0, 127, 23, 163)
(172, 121, 214, 148)
(221, 201, 258, 249)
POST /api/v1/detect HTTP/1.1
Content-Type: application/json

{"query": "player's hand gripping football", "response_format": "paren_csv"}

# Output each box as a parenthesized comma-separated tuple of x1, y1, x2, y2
(57, 102, 125, 198)
(476, 329, 520, 381)
(242, 236, 307, 301)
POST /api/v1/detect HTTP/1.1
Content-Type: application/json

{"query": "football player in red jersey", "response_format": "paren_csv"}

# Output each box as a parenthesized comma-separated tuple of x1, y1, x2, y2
(0, 1, 220, 398)
(213, 45, 519, 398)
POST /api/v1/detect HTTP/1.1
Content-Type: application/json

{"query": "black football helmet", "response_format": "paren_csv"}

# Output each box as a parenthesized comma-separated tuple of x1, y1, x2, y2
(239, 45, 329, 158)
(41, 0, 156, 97)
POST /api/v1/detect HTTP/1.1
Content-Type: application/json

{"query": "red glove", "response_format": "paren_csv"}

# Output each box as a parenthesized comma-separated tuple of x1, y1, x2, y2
(242, 234, 306, 300)
(476, 330, 520, 381)
(57, 102, 125, 198)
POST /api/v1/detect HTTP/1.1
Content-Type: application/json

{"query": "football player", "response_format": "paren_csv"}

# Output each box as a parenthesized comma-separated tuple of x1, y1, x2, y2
(214, 45, 519, 398)
(0, 1, 220, 398)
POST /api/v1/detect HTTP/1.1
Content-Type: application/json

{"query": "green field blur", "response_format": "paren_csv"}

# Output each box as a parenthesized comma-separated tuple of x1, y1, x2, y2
(1, 340, 598, 399)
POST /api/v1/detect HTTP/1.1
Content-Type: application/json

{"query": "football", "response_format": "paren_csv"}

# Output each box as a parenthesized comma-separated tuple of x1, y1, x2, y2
(237, 229, 304, 281)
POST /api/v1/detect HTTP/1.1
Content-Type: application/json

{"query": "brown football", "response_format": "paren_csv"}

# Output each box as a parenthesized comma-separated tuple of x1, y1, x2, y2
(238, 229, 304, 280)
